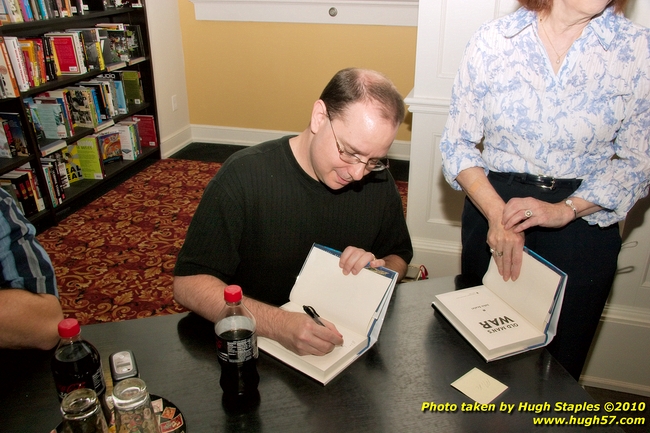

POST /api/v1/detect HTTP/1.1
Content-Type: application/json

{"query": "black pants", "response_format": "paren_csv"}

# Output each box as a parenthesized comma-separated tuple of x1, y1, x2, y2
(459, 172, 621, 381)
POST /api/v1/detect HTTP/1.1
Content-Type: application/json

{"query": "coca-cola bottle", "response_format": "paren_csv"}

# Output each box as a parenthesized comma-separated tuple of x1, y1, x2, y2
(51, 319, 106, 409)
(215, 285, 260, 401)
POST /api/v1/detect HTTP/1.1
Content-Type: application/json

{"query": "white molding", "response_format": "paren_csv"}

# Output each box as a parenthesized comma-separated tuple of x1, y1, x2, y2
(601, 305, 650, 328)
(405, 90, 451, 115)
(189, 124, 412, 160)
(580, 375, 650, 397)
(160, 124, 193, 159)
(411, 236, 462, 255)
(190, 0, 418, 26)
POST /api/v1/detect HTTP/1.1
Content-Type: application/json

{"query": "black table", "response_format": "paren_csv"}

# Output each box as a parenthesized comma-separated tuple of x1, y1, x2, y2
(1, 277, 624, 432)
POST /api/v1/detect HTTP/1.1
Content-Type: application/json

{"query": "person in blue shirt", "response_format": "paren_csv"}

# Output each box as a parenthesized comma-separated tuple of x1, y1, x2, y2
(0, 188, 63, 349)
(440, 0, 649, 380)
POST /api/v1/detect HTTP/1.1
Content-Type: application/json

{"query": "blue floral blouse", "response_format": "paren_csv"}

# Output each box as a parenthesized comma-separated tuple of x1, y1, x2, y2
(440, 6, 650, 226)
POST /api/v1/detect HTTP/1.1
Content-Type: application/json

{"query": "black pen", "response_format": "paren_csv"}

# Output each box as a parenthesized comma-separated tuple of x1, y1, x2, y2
(303, 305, 325, 327)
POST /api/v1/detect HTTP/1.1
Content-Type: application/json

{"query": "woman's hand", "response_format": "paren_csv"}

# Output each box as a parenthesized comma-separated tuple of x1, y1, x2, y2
(502, 197, 575, 232)
(486, 222, 525, 282)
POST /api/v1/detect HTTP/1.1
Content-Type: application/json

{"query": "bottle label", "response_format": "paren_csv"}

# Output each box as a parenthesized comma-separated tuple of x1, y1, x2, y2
(217, 330, 257, 364)
(54, 366, 105, 400)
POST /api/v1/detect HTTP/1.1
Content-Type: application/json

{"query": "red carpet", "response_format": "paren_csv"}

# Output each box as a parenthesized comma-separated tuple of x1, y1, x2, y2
(37, 158, 408, 325)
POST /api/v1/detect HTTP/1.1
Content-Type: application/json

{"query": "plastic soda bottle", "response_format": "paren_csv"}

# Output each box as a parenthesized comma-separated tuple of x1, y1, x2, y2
(215, 285, 260, 398)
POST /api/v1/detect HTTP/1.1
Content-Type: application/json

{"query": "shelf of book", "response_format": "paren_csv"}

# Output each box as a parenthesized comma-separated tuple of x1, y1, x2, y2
(58, 145, 157, 203)
(0, 155, 33, 172)
(0, 9, 139, 37)
(0, 2, 160, 233)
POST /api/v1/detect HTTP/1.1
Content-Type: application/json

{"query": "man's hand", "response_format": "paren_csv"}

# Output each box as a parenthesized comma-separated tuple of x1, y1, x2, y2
(339, 246, 383, 276)
(272, 311, 344, 356)
(174, 274, 344, 357)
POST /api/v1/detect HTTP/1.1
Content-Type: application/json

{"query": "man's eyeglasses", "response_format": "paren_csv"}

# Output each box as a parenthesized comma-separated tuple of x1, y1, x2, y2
(327, 114, 389, 172)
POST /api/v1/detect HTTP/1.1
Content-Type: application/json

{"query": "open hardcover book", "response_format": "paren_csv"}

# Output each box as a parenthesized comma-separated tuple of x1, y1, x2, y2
(431, 248, 566, 362)
(258, 243, 398, 385)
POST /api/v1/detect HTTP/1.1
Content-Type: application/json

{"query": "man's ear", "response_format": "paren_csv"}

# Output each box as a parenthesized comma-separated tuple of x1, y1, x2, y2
(310, 100, 328, 135)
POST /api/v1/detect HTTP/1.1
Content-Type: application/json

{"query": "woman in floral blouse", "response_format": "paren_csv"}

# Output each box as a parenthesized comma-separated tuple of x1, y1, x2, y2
(440, 0, 649, 380)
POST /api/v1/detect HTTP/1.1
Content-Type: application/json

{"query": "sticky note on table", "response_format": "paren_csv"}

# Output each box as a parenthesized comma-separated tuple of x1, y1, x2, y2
(451, 367, 508, 405)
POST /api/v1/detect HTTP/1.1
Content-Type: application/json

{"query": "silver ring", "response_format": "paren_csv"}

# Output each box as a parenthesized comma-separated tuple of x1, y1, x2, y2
(489, 248, 504, 257)
(524, 209, 533, 218)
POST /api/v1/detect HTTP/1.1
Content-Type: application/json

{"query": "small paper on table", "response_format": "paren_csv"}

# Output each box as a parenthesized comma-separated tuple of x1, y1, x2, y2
(451, 367, 508, 405)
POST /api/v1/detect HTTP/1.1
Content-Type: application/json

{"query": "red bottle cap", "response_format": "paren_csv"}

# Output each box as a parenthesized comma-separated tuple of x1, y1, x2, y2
(58, 318, 81, 338)
(224, 285, 243, 303)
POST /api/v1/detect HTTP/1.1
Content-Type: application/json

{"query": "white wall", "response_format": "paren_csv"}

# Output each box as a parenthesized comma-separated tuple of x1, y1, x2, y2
(145, 0, 192, 158)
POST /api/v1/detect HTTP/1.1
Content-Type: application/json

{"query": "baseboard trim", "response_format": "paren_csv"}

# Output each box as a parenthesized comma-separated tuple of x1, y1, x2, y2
(160, 125, 193, 159)
(580, 375, 650, 398)
(189, 124, 412, 161)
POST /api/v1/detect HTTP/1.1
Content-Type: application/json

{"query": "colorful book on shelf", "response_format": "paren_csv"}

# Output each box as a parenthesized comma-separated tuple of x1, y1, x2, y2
(32, 98, 69, 139)
(42, 152, 70, 191)
(45, 32, 87, 75)
(37, 90, 75, 135)
(14, 164, 45, 211)
(131, 114, 157, 148)
(25, 38, 48, 86)
(0, 38, 22, 98)
(17, 0, 34, 21)
(22, 97, 46, 141)
(125, 25, 146, 63)
(0, 118, 16, 157)
(0, 112, 30, 156)
(431, 248, 567, 362)
(257, 243, 398, 385)
(67, 86, 103, 127)
(4, 36, 31, 92)
(107, 122, 138, 160)
(2, 0, 23, 23)
(77, 80, 115, 120)
(75, 136, 105, 179)
(41, 159, 62, 205)
(39, 139, 67, 157)
(34, 96, 74, 138)
(19, 38, 46, 87)
(65, 86, 98, 128)
(64, 142, 83, 183)
(0, 121, 13, 158)
(66, 27, 105, 71)
(118, 70, 144, 106)
(95, 129, 121, 163)
(0, 171, 39, 216)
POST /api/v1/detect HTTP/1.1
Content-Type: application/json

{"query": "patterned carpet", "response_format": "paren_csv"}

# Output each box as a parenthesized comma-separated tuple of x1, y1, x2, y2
(37, 158, 408, 325)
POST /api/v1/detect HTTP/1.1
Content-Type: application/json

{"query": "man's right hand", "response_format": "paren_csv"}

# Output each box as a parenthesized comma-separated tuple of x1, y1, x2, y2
(273, 311, 344, 356)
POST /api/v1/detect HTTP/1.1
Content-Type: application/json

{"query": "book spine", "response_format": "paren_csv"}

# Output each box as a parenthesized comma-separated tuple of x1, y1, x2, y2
(0, 39, 21, 98)
(4, 37, 31, 92)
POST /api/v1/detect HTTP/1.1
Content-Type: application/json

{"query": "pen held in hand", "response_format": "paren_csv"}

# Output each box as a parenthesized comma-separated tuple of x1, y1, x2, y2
(303, 305, 325, 327)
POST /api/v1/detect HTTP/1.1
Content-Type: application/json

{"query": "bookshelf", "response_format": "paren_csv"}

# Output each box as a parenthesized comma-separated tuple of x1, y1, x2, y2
(0, 1, 159, 233)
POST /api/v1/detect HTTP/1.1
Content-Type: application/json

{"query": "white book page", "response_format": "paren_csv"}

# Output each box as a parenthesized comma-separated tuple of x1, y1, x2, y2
(483, 250, 562, 331)
(288, 246, 394, 335)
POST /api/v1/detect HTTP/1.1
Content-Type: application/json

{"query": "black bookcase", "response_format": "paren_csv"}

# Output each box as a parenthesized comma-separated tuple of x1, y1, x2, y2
(0, 2, 159, 232)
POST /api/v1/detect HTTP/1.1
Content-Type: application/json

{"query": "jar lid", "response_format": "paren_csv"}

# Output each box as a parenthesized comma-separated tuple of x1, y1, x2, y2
(58, 318, 81, 338)
(224, 285, 242, 303)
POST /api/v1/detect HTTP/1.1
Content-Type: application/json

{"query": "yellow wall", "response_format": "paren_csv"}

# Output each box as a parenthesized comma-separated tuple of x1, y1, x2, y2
(177, 0, 417, 141)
